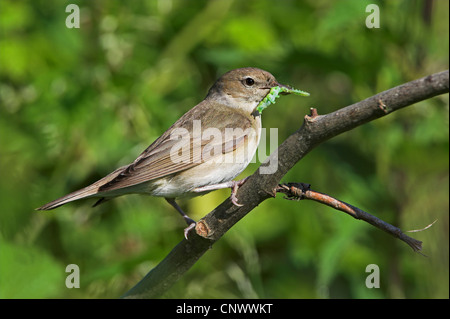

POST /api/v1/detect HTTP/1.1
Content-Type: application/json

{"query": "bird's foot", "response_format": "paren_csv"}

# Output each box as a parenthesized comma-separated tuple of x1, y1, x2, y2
(183, 221, 197, 240)
(192, 177, 249, 207)
(166, 198, 197, 240)
(229, 177, 249, 207)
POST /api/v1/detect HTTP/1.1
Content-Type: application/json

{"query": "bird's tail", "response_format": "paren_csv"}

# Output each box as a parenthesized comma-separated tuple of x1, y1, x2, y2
(36, 166, 127, 210)
(36, 185, 100, 210)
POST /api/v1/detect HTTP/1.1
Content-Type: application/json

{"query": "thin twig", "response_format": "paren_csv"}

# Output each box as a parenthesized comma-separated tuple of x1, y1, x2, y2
(276, 183, 424, 253)
(407, 220, 438, 233)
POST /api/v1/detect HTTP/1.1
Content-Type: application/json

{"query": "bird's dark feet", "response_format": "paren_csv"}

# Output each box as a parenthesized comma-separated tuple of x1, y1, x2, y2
(166, 198, 197, 240)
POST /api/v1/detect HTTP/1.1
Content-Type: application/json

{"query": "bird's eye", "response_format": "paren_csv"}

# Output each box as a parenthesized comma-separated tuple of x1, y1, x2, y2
(245, 77, 255, 86)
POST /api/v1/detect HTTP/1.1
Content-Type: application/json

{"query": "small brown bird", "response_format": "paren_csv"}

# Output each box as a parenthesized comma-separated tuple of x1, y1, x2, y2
(37, 67, 301, 238)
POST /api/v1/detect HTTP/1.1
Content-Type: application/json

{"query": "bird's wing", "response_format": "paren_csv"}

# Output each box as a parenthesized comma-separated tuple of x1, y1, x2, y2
(98, 101, 255, 193)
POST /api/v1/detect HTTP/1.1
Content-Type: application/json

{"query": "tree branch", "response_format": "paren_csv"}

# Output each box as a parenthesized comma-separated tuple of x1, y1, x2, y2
(121, 70, 449, 299)
(276, 183, 423, 253)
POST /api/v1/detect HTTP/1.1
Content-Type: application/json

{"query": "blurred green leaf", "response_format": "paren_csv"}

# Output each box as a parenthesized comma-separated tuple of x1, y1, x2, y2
(0, 239, 64, 298)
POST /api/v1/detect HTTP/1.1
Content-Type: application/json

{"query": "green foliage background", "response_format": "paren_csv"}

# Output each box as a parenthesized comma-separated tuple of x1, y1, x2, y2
(0, 0, 448, 298)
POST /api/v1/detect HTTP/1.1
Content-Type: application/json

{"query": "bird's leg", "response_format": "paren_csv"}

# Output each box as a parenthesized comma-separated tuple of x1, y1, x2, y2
(192, 177, 249, 207)
(165, 198, 196, 239)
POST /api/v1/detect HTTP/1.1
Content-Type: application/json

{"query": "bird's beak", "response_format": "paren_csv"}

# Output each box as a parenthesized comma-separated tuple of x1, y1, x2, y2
(261, 82, 293, 95)
(261, 82, 291, 90)
(274, 82, 293, 95)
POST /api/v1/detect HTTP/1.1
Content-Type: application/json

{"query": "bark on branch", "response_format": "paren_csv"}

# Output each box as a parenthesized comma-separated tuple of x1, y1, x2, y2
(121, 70, 449, 299)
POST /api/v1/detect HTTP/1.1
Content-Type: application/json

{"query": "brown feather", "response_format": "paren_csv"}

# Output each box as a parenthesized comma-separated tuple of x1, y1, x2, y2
(98, 101, 254, 193)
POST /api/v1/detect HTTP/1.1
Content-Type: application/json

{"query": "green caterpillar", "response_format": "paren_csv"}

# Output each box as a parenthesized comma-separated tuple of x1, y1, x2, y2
(256, 85, 310, 114)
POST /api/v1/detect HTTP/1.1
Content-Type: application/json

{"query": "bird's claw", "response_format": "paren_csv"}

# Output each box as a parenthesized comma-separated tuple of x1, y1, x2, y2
(184, 222, 196, 240)
(230, 177, 249, 207)
(231, 193, 244, 207)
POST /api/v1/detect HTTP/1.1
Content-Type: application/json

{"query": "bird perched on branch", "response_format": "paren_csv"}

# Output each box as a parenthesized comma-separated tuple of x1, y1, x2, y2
(37, 67, 308, 238)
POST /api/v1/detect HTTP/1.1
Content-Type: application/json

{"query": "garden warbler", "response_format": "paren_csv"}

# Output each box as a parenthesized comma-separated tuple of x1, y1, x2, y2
(37, 67, 301, 238)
